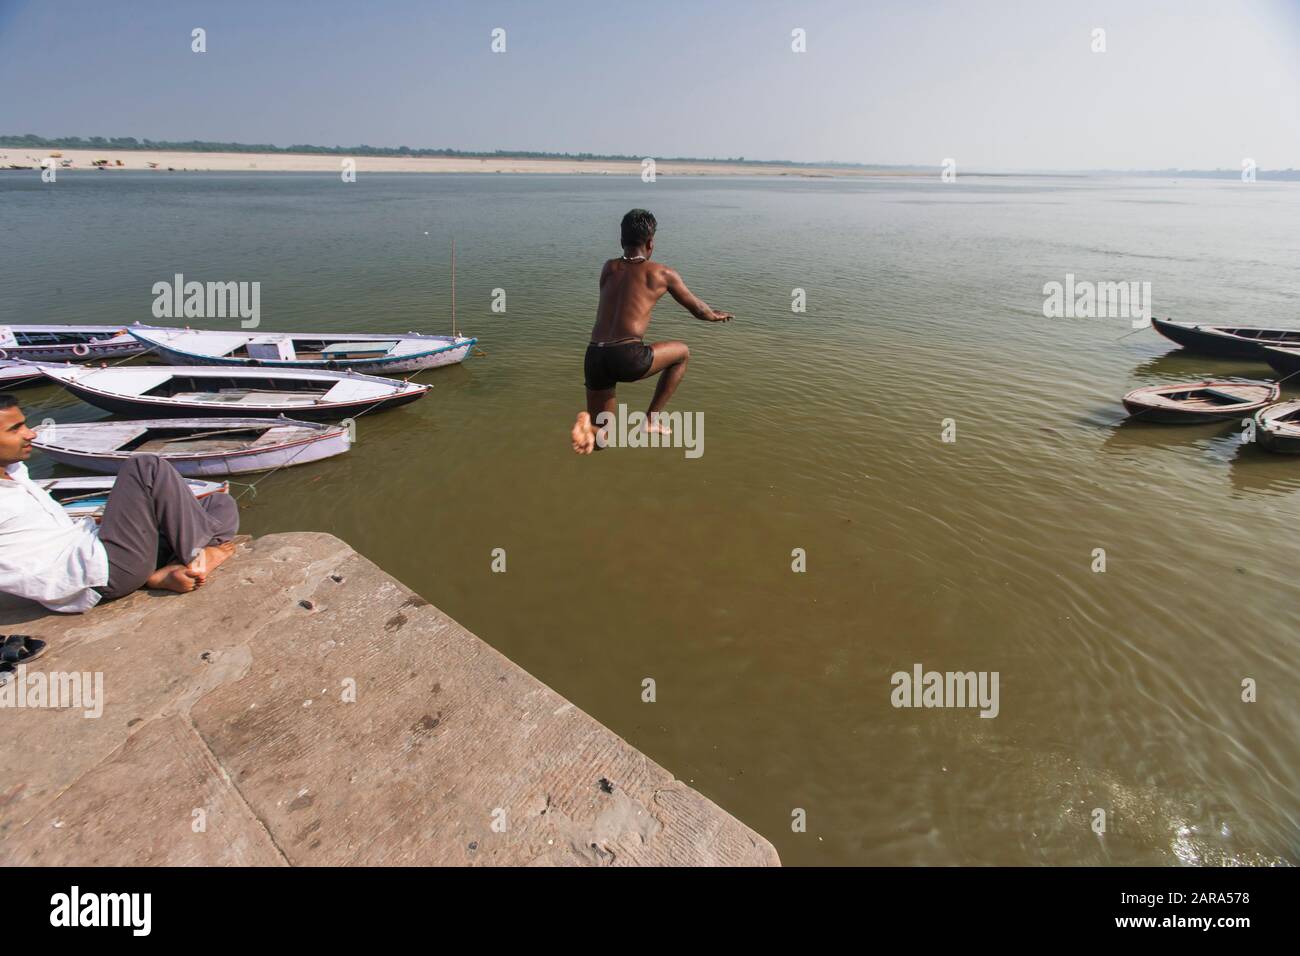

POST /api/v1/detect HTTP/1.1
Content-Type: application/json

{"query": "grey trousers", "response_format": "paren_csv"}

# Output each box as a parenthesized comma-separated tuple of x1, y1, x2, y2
(95, 454, 240, 601)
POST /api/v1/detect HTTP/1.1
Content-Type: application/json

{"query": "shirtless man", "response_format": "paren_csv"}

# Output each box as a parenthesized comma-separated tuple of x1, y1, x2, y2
(571, 209, 732, 454)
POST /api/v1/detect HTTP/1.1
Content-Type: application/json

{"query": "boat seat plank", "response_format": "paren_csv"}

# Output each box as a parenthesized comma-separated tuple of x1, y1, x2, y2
(320, 341, 398, 359)
(134, 439, 258, 453)
(171, 390, 324, 406)
(249, 428, 316, 445)
(1202, 387, 1257, 403)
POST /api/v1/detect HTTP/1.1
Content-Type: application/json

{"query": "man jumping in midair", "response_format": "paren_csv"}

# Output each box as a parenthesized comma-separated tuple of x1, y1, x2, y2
(571, 209, 732, 454)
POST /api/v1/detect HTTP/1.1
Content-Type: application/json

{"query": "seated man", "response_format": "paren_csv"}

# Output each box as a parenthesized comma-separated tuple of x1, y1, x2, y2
(0, 395, 239, 614)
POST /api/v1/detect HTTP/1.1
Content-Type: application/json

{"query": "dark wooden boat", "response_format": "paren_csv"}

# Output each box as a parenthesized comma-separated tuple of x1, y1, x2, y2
(1262, 345, 1300, 380)
(1255, 401, 1300, 454)
(0, 324, 147, 362)
(1121, 380, 1279, 423)
(1152, 317, 1300, 358)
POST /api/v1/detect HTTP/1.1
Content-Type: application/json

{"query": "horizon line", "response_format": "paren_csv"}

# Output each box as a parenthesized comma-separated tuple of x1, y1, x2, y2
(1, 134, 1296, 177)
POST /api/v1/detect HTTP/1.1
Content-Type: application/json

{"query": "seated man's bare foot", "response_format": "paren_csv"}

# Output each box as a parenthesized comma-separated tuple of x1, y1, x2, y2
(571, 412, 597, 455)
(188, 543, 234, 584)
(155, 566, 200, 593)
(644, 414, 672, 436)
(187, 546, 207, 579)
(144, 562, 191, 592)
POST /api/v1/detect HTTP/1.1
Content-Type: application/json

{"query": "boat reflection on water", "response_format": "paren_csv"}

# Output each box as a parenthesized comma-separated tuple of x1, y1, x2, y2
(1228, 440, 1300, 497)
(1099, 415, 1238, 454)
(1128, 350, 1270, 382)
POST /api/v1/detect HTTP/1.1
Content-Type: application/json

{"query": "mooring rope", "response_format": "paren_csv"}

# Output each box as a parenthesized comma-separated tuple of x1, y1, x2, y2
(228, 383, 426, 502)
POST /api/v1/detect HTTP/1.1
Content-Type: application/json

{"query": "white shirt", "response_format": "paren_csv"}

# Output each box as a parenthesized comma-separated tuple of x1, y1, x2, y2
(0, 461, 109, 613)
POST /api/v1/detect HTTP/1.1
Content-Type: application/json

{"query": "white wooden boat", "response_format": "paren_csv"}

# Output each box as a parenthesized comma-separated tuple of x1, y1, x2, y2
(128, 325, 476, 374)
(1121, 380, 1280, 423)
(35, 476, 228, 522)
(1254, 401, 1300, 453)
(32, 417, 352, 476)
(35, 363, 428, 421)
(0, 325, 147, 362)
(0, 360, 45, 390)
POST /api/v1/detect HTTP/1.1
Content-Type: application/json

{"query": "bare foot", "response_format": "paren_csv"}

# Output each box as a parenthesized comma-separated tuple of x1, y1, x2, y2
(644, 414, 672, 436)
(571, 412, 597, 455)
(187, 541, 236, 585)
(156, 566, 201, 593)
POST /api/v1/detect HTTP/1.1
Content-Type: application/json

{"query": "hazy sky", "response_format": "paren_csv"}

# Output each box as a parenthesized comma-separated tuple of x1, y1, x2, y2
(1, 0, 1297, 170)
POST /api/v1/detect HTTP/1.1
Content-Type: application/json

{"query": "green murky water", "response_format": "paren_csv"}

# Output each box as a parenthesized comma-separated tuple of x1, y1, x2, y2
(4, 171, 1298, 864)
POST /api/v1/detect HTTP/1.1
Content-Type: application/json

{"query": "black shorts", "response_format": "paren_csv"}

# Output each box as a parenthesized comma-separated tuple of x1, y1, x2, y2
(584, 340, 654, 391)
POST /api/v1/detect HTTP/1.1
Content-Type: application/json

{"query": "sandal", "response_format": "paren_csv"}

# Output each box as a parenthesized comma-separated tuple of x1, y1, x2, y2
(1, 634, 45, 665)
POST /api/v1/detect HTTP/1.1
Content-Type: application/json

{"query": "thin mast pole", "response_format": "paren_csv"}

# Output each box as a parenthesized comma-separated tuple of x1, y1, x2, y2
(451, 238, 457, 337)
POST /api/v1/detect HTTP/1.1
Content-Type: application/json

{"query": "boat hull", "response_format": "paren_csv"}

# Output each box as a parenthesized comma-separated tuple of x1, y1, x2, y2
(1120, 399, 1252, 424)
(0, 368, 46, 389)
(53, 378, 426, 421)
(1150, 318, 1300, 359)
(1255, 401, 1300, 454)
(0, 341, 145, 363)
(33, 422, 352, 477)
(1257, 428, 1300, 453)
(36, 476, 227, 521)
(1122, 380, 1279, 424)
(1263, 347, 1300, 379)
(129, 327, 476, 374)
(0, 327, 148, 363)
(146, 340, 474, 374)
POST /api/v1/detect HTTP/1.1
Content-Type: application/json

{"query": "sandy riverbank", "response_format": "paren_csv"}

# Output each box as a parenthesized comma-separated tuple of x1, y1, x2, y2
(0, 146, 923, 178)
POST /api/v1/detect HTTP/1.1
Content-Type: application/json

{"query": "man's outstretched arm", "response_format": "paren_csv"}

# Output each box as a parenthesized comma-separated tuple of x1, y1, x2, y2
(665, 268, 733, 322)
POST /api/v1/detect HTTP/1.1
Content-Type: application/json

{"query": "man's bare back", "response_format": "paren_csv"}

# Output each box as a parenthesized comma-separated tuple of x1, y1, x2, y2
(590, 257, 723, 343)
(572, 209, 732, 455)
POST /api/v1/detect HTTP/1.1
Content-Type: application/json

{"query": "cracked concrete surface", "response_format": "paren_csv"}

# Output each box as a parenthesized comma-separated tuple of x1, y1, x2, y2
(0, 533, 779, 866)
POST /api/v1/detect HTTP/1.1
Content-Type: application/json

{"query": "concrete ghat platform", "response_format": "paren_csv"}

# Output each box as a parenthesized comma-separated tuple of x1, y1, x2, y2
(0, 533, 778, 866)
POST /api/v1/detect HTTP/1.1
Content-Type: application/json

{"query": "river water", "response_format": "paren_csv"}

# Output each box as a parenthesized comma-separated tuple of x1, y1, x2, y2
(3, 170, 1297, 864)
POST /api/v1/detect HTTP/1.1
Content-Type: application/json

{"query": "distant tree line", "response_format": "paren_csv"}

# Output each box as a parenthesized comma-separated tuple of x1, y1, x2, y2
(2, 136, 1294, 178)
(0, 133, 812, 166)
(1126, 167, 1300, 180)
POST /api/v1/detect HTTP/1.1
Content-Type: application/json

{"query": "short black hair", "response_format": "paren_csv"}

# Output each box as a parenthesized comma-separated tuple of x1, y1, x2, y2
(0, 395, 18, 411)
(620, 209, 656, 249)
